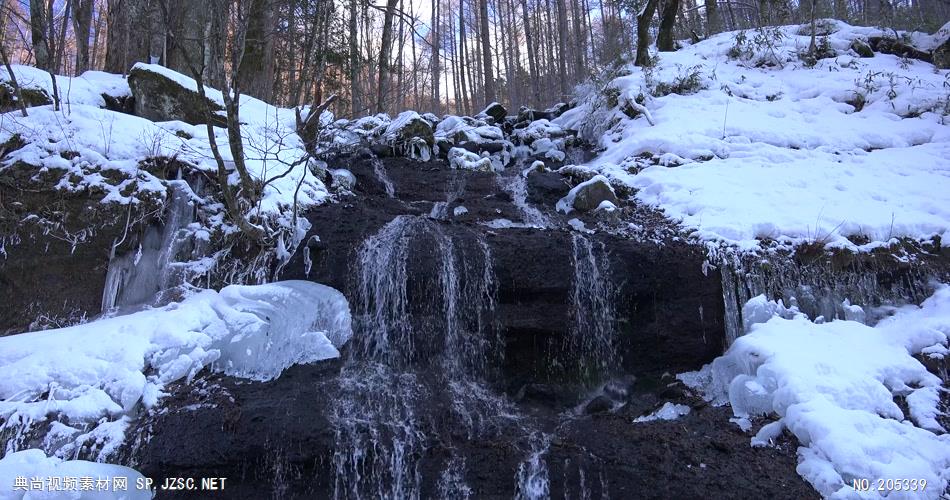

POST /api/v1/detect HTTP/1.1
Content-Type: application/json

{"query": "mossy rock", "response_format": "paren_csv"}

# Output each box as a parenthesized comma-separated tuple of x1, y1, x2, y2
(128, 66, 226, 127)
(0, 83, 52, 113)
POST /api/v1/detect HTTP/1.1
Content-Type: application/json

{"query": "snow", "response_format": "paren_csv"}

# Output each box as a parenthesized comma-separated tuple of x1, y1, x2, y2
(1, 64, 331, 239)
(633, 402, 691, 422)
(448, 147, 495, 171)
(2, 64, 130, 108)
(0, 449, 150, 500)
(557, 21, 950, 249)
(0, 281, 351, 460)
(683, 283, 950, 498)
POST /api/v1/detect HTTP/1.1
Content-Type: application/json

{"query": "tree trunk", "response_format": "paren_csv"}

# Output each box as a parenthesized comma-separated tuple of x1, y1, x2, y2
(72, 0, 94, 74)
(375, 0, 399, 112)
(635, 0, 659, 66)
(237, 0, 276, 101)
(349, 0, 360, 115)
(431, 0, 441, 114)
(657, 0, 680, 51)
(29, 0, 51, 70)
(704, 0, 721, 36)
(478, 0, 495, 105)
(520, 0, 540, 105)
(554, 0, 568, 96)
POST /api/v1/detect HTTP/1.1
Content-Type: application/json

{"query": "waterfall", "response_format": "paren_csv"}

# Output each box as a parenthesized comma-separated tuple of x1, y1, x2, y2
(514, 432, 551, 500)
(352, 215, 498, 372)
(333, 215, 511, 498)
(497, 166, 549, 228)
(568, 233, 619, 379)
(372, 157, 397, 198)
(101, 181, 195, 311)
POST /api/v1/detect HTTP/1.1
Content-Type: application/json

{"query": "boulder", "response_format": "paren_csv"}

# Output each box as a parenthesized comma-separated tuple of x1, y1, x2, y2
(849, 38, 874, 58)
(384, 111, 434, 147)
(0, 84, 51, 113)
(934, 39, 950, 69)
(557, 175, 620, 213)
(480, 102, 507, 123)
(127, 64, 226, 126)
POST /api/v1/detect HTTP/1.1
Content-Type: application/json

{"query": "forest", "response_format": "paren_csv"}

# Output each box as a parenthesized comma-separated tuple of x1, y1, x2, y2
(2, 0, 946, 115)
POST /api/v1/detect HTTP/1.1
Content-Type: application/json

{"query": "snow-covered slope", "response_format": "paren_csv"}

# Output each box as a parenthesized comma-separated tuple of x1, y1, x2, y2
(557, 21, 950, 251)
(0, 281, 351, 461)
(0, 64, 330, 236)
(684, 285, 950, 498)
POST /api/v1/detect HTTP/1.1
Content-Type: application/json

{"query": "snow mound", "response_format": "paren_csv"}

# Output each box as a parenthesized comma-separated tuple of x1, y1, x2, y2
(557, 21, 950, 249)
(633, 402, 691, 422)
(0, 281, 351, 459)
(685, 284, 950, 498)
(0, 449, 150, 500)
(2, 64, 130, 108)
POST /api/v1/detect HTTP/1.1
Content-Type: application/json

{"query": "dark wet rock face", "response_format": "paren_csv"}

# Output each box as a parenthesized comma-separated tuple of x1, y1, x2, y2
(127, 152, 816, 499)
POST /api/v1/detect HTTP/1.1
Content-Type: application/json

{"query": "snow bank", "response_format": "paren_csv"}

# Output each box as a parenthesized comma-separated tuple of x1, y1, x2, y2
(558, 21, 950, 249)
(0, 449, 150, 500)
(0, 281, 351, 459)
(685, 284, 950, 498)
(2, 64, 130, 107)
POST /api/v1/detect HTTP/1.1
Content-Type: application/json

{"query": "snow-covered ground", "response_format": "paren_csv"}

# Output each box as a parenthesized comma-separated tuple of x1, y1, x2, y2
(683, 284, 950, 498)
(557, 21, 950, 251)
(0, 281, 351, 463)
(0, 63, 330, 240)
(0, 449, 151, 499)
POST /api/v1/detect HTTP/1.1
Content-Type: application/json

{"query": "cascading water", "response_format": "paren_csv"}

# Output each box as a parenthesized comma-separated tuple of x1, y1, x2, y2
(567, 233, 619, 378)
(497, 163, 550, 228)
(332, 215, 524, 498)
(514, 432, 551, 500)
(372, 157, 397, 198)
(101, 180, 196, 311)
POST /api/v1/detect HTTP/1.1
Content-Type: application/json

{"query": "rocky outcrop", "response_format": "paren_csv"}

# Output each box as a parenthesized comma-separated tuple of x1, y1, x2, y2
(868, 36, 933, 63)
(128, 65, 225, 126)
(934, 39, 950, 69)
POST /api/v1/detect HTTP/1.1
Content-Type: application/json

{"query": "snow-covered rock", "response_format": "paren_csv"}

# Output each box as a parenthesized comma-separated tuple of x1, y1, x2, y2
(448, 147, 494, 172)
(128, 63, 225, 126)
(556, 175, 619, 213)
(0, 281, 351, 459)
(479, 102, 507, 123)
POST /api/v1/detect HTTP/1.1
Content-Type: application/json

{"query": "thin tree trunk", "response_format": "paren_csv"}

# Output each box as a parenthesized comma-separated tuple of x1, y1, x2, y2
(431, 0, 441, 113)
(376, 0, 399, 113)
(520, 0, 539, 105)
(478, 0, 494, 105)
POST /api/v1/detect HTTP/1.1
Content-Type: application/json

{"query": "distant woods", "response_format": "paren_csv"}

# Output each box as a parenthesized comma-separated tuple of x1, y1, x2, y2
(0, 0, 947, 115)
